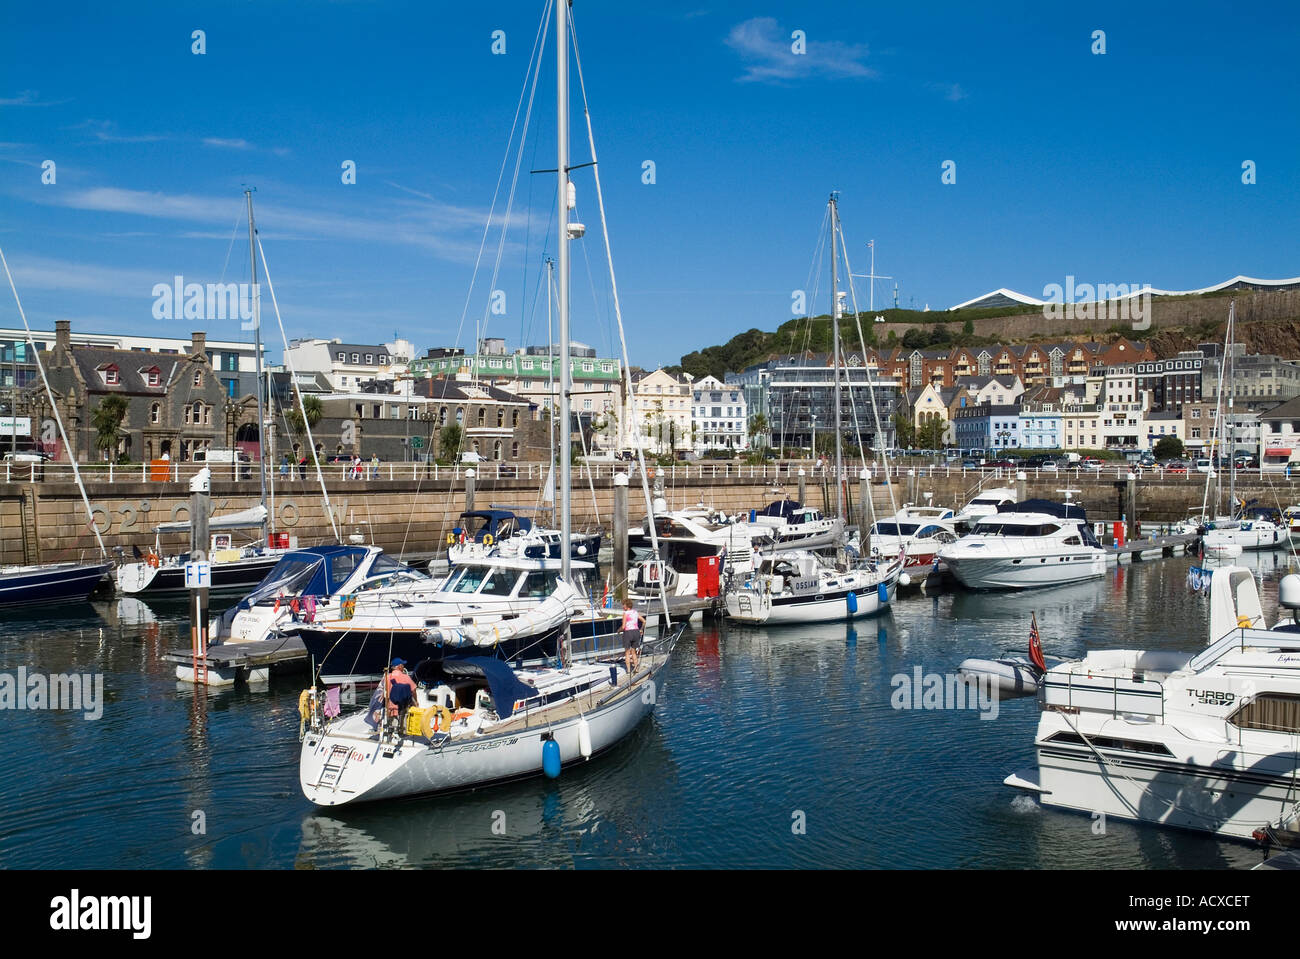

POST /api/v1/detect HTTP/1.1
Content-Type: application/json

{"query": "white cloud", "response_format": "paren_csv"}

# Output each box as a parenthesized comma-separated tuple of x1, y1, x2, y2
(202, 137, 253, 150)
(929, 82, 969, 102)
(725, 17, 875, 84)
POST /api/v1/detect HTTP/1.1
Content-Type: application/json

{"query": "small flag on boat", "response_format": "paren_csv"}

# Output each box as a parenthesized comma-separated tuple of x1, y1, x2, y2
(1029, 612, 1046, 673)
(323, 686, 340, 718)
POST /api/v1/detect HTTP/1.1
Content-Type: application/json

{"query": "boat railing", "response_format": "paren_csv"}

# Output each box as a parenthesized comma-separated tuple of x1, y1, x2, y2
(1041, 671, 1166, 722)
(1189, 626, 1300, 672)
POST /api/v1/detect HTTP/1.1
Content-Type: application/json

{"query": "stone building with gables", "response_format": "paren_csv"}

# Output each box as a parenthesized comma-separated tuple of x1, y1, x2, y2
(21, 321, 258, 463)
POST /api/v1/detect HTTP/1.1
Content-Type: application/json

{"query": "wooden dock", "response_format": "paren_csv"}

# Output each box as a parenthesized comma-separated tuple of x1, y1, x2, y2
(163, 635, 309, 681)
(1107, 533, 1197, 562)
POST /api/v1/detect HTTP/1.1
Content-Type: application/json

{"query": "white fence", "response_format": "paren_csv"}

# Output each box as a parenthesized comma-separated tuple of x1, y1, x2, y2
(6, 458, 1293, 488)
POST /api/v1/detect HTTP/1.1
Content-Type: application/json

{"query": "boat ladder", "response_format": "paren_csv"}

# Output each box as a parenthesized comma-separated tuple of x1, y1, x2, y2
(315, 743, 355, 792)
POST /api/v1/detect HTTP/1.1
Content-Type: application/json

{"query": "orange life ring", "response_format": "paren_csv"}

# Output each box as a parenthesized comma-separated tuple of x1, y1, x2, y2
(146, 553, 160, 569)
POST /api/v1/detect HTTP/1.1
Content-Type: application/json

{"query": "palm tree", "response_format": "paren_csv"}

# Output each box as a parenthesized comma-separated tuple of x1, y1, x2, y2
(747, 412, 769, 450)
(91, 394, 129, 460)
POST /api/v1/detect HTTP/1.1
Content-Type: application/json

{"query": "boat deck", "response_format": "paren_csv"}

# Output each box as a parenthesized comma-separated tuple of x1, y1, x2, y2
(1107, 533, 1196, 561)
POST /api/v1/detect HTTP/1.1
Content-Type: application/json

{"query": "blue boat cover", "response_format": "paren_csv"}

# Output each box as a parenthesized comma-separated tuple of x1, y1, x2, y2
(758, 499, 801, 519)
(997, 499, 1088, 521)
(437, 656, 541, 719)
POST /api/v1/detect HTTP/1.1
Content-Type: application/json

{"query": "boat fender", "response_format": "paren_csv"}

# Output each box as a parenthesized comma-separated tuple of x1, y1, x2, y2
(483, 534, 494, 546)
(846, 591, 858, 614)
(877, 582, 888, 604)
(542, 738, 562, 778)
(578, 715, 593, 759)
(298, 689, 312, 722)
(446, 533, 455, 545)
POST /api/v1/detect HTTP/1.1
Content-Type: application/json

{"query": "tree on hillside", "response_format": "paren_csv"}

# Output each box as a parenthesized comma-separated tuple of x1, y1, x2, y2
(747, 412, 769, 449)
(902, 328, 928, 350)
(1153, 436, 1184, 461)
(963, 317, 974, 337)
(928, 325, 952, 347)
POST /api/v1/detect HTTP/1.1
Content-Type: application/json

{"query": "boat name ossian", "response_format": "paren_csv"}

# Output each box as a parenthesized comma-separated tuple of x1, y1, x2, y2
(1187, 688, 1236, 707)
(455, 737, 521, 754)
(791, 578, 818, 591)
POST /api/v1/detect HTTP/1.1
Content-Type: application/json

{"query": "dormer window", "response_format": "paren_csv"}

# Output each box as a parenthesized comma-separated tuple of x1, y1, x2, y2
(365, 354, 374, 364)
(101, 364, 120, 385)
(140, 366, 161, 388)
(351, 352, 359, 363)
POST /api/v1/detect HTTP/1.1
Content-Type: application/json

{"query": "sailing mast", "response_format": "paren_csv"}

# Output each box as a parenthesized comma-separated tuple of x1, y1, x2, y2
(1227, 300, 1236, 519)
(830, 192, 844, 521)
(245, 189, 269, 538)
(557, 0, 572, 587)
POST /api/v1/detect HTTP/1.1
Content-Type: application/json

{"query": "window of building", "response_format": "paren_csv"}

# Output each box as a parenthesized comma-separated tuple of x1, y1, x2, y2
(103, 366, 119, 385)
(497, 408, 504, 427)
(511, 441, 519, 458)
(477, 408, 486, 426)
(351, 353, 359, 363)
(511, 409, 520, 427)
(150, 403, 160, 424)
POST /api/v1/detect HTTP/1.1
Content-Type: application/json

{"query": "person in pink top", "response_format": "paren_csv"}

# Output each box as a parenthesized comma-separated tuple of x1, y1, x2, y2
(384, 658, 417, 719)
(621, 598, 645, 676)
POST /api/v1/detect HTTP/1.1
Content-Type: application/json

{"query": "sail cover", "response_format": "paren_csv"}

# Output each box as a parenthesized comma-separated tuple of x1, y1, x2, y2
(436, 657, 544, 719)
(154, 504, 268, 534)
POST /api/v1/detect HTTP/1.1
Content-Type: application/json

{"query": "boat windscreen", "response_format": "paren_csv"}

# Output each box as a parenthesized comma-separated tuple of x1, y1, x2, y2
(245, 557, 324, 605)
(872, 523, 919, 537)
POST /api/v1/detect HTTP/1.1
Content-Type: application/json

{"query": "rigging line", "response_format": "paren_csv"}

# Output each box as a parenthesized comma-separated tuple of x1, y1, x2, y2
(839, 211, 898, 520)
(1202, 307, 1234, 520)
(0, 246, 106, 558)
(570, 12, 671, 624)
(255, 235, 341, 543)
(216, 207, 244, 286)
(453, 0, 553, 355)
(475, 19, 549, 391)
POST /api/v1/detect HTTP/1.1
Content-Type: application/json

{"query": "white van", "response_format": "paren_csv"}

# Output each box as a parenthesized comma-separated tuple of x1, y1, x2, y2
(1194, 458, 1212, 473)
(193, 448, 252, 477)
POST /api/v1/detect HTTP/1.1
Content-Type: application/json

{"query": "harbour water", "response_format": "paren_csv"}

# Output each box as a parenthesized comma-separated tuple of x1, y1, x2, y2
(0, 551, 1293, 869)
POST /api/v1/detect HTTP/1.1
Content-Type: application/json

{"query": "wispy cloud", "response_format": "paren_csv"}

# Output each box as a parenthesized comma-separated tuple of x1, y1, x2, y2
(37, 185, 507, 264)
(725, 17, 875, 84)
(70, 120, 165, 143)
(928, 81, 968, 102)
(0, 90, 70, 107)
(202, 137, 253, 150)
(6, 254, 167, 298)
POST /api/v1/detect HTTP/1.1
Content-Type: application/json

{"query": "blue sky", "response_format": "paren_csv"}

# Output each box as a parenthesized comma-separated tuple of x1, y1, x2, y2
(2, 1, 1297, 368)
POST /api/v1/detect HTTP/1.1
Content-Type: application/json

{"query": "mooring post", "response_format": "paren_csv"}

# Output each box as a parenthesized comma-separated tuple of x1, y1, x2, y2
(190, 467, 211, 685)
(1016, 470, 1027, 504)
(858, 469, 871, 555)
(465, 467, 475, 513)
(613, 471, 628, 600)
(797, 467, 806, 506)
(1126, 471, 1138, 541)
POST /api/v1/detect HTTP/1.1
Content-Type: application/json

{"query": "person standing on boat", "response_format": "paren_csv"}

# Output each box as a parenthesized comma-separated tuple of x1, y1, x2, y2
(621, 599, 644, 676)
(385, 658, 417, 719)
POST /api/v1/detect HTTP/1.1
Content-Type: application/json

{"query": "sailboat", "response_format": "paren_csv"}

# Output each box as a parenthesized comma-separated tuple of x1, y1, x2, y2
(0, 249, 112, 606)
(1194, 301, 1286, 553)
(725, 192, 901, 624)
(115, 191, 292, 596)
(299, 0, 678, 805)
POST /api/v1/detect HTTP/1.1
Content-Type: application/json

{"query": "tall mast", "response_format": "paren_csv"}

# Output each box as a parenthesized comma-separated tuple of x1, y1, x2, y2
(547, 256, 556, 517)
(557, 0, 572, 585)
(1227, 300, 1236, 517)
(830, 192, 843, 520)
(245, 189, 268, 533)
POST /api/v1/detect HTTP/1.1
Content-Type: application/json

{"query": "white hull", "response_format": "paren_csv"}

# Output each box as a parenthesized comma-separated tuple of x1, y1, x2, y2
(1205, 524, 1288, 552)
(1020, 746, 1300, 840)
(944, 551, 1106, 590)
(301, 669, 659, 806)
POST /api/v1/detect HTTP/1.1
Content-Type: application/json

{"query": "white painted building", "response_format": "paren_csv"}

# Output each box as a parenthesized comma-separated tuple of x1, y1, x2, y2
(628, 368, 693, 456)
(690, 375, 748, 454)
(282, 337, 415, 393)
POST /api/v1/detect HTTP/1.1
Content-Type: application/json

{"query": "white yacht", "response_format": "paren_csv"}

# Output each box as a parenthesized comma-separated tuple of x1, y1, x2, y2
(850, 504, 957, 578)
(1284, 506, 1300, 541)
(1005, 568, 1300, 841)
(1203, 513, 1289, 552)
(749, 499, 845, 550)
(938, 499, 1106, 590)
(951, 487, 1017, 534)
(724, 549, 903, 624)
(627, 508, 771, 599)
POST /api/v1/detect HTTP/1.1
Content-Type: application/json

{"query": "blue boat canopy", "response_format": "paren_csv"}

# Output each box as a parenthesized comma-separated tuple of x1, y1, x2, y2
(428, 656, 542, 719)
(758, 499, 802, 520)
(457, 510, 534, 543)
(998, 499, 1088, 521)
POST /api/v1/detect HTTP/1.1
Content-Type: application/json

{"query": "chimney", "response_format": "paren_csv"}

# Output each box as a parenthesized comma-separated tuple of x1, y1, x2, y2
(55, 319, 71, 354)
(190, 332, 207, 358)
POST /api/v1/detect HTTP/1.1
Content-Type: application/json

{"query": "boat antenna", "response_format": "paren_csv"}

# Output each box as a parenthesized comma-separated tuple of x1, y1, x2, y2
(0, 246, 106, 558)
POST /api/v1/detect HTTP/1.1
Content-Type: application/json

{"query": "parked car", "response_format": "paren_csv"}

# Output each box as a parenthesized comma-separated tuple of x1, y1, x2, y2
(1194, 458, 1213, 473)
(1039, 461, 1059, 472)
(1166, 460, 1190, 474)
(961, 459, 979, 469)
(1080, 457, 1102, 471)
